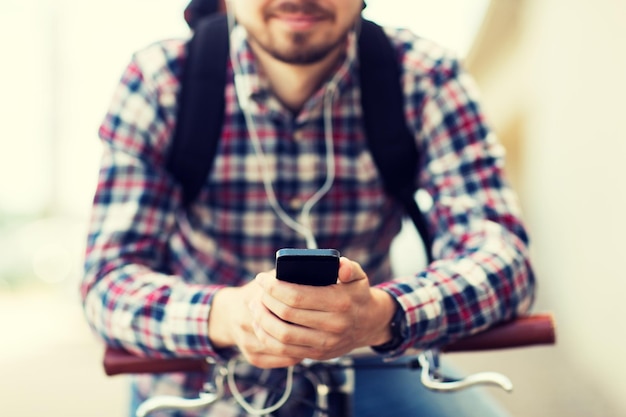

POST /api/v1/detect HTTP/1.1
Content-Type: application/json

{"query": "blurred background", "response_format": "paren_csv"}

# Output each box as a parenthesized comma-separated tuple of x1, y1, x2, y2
(1, 0, 624, 415)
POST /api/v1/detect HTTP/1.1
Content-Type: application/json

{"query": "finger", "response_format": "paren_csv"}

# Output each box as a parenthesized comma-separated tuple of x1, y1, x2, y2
(250, 298, 305, 345)
(253, 300, 353, 359)
(252, 314, 343, 360)
(337, 257, 367, 284)
(257, 273, 335, 310)
(250, 298, 318, 347)
(260, 292, 351, 332)
(243, 352, 302, 369)
(236, 314, 304, 367)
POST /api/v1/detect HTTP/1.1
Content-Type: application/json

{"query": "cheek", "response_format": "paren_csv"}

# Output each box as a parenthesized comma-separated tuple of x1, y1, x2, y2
(233, 0, 272, 34)
(345, 0, 364, 16)
(338, 1, 363, 28)
(231, 0, 258, 24)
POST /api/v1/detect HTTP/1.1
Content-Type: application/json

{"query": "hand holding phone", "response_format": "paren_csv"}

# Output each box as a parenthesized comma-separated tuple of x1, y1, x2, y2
(275, 248, 340, 286)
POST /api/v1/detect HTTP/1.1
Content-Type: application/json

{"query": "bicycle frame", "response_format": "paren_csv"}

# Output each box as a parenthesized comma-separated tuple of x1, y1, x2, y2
(103, 313, 556, 417)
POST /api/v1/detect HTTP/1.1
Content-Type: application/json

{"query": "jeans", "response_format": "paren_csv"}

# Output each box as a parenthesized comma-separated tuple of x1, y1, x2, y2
(351, 356, 510, 417)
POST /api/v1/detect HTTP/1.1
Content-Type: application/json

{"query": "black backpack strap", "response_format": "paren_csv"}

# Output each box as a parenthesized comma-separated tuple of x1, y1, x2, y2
(167, 14, 229, 206)
(184, 0, 221, 30)
(358, 19, 433, 262)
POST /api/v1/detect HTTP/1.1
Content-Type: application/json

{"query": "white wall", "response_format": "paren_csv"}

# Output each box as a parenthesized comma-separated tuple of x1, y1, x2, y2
(0, 0, 190, 218)
(521, 0, 626, 408)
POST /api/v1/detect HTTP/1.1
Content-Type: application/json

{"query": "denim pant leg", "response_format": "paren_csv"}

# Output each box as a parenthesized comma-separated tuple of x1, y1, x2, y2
(353, 357, 511, 417)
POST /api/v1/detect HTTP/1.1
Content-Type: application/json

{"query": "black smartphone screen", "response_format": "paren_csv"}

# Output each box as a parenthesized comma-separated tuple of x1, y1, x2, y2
(275, 248, 340, 286)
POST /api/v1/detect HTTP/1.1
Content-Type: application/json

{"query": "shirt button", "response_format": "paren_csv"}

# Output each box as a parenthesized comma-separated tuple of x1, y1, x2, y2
(289, 197, 303, 210)
(293, 130, 304, 141)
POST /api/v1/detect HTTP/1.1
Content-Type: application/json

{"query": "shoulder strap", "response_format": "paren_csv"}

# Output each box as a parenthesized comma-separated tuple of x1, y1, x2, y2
(358, 20, 433, 262)
(166, 14, 229, 206)
(183, 0, 224, 30)
(168, 16, 433, 261)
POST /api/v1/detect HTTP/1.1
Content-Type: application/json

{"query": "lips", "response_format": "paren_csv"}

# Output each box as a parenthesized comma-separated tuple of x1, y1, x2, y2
(265, 1, 333, 28)
(276, 12, 324, 25)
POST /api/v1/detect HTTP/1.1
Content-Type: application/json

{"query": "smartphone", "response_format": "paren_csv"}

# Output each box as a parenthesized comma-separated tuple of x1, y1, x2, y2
(275, 248, 340, 286)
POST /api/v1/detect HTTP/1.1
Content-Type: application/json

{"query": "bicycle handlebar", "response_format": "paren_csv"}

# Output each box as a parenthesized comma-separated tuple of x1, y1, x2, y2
(102, 313, 555, 376)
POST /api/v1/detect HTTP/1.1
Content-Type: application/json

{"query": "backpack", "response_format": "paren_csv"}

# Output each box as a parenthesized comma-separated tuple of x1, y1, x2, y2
(169, 1, 433, 262)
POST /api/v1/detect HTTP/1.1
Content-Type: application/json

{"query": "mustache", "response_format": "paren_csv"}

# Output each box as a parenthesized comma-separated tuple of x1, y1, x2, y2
(266, 1, 333, 17)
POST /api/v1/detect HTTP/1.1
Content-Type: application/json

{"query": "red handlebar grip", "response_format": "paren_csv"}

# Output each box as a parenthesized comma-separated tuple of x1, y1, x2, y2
(103, 313, 556, 376)
(103, 349, 209, 376)
(444, 313, 556, 352)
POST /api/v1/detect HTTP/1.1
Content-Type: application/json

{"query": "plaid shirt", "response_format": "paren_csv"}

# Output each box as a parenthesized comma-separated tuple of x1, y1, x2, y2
(82, 24, 535, 416)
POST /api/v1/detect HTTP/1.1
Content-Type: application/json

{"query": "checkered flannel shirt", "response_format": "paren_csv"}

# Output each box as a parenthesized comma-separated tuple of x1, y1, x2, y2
(81, 24, 535, 416)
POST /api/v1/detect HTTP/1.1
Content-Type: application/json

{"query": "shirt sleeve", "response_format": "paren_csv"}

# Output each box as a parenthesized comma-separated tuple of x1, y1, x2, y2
(80, 44, 227, 359)
(377, 39, 536, 353)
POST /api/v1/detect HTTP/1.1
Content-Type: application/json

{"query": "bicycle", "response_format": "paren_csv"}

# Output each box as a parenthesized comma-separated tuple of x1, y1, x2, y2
(103, 313, 555, 417)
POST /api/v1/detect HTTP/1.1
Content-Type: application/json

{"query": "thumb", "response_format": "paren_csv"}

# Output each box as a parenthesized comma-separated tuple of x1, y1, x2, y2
(337, 257, 367, 284)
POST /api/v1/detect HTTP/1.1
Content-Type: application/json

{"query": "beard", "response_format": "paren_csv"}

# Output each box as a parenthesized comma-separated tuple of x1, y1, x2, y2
(247, 1, 356, 65)
(253, 31, 349, 65)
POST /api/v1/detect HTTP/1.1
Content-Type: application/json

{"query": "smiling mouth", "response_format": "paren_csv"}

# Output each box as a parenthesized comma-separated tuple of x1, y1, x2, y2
(266, 2, 333, 29)
(274, 12, 325, 26)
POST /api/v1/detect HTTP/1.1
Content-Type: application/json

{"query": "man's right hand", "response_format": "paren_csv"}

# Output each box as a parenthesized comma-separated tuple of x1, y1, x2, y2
(208, 278, 303, 368)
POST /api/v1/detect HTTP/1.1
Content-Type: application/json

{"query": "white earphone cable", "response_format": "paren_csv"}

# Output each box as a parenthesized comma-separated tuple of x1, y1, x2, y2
(223, 3, 343, 414)
(227, 12, 340, 250)
(226, 358, 295, 416)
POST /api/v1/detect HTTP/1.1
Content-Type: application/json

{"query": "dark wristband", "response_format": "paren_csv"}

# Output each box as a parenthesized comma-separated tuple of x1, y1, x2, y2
(371, 301, 407, 353)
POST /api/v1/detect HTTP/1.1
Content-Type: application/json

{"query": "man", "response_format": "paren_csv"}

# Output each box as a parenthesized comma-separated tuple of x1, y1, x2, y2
(81, 0, 535, 415)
